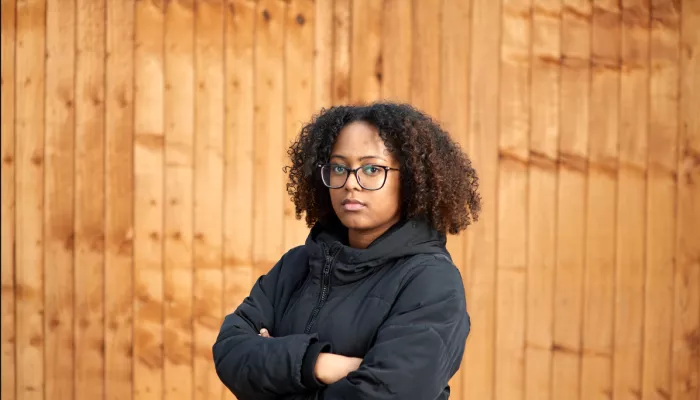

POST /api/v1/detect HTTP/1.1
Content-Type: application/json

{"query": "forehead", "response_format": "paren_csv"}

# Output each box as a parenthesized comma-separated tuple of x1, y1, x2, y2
(330, 121, 390, 159)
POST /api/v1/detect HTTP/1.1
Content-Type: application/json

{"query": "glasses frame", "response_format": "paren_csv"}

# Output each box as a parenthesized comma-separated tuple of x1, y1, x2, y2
(318, 163, 400, 191)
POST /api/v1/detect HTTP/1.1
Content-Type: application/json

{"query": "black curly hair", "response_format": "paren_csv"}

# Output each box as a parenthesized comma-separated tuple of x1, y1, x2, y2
(285, 102, 481, 235)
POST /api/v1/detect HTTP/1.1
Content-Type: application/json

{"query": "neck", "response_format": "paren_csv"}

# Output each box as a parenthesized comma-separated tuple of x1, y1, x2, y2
(347, 216, 401, 249)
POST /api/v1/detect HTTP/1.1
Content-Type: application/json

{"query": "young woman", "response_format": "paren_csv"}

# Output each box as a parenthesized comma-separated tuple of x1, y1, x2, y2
(213, 102, 481, 399)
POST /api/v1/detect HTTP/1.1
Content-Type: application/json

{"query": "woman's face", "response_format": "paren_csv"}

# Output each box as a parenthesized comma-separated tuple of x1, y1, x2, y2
(328, 121, 402, 232)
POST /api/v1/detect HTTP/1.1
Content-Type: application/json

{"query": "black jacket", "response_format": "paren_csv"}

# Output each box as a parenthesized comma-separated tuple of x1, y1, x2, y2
(213, 219, 471, 399)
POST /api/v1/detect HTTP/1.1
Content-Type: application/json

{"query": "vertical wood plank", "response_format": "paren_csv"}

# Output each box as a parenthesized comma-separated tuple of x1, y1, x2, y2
(105, 1, 135, 398)
(0, 0, 16, 397)
(497, 0, 530, 397)
(350, 0, 382, 104)
(193, 1, 225, 398)
(440, 0, 471, 396)
(614, 1, 649, 399)
(581, 1, 620, 399)
(411, 0, 441, 117)
(15, 0, 46, 397)
(223, 3, 256, 397)
(314, 0, 333, 110)
(163, 1, 194, 399)
(527, 0, 560, 399)
(332, 0, 351, 105)
(674, 0, 700, 398)
(464, 0, 500, 398)
(642, 1, 679, 398)
(43, 0, 75, 397)
(253, 0, 286, 279)
(134, 1, 165, 398)
(381, 0, 412, 102)
(551, 1, 590, 398)
(75, 0, 107, 398)
(284, 0, 315, 249)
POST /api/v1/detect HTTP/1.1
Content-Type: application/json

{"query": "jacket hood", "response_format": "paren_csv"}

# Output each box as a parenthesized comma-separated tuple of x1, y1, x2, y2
(304, 218, 450, 285)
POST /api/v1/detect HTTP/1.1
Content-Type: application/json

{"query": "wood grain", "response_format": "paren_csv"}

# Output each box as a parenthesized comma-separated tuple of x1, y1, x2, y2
(134, 1, 165, 398)
(1, 0, 17, 397)
(463, 0, 500, 398)
(105, 1, 135, 399)
(673, 0, 700, 398)
(164, 1, 194, 399)
(15, 0, 46, 398)
(44, 0, 75, 397)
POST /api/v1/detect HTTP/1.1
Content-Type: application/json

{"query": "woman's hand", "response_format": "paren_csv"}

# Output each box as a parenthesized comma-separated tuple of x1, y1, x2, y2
(258, 328, 362, 385)
(314, 353, 363, 385)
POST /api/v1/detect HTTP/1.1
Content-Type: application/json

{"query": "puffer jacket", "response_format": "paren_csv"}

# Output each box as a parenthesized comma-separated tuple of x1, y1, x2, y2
(212, 218, 471, 400)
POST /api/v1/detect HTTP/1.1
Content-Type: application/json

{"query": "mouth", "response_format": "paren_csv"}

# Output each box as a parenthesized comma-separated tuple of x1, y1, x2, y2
(341, 198, 366, 211)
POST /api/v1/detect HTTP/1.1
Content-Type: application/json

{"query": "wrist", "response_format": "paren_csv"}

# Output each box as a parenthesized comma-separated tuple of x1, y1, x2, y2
(314, 353, 329, 383)
(303, 342, 331, 388)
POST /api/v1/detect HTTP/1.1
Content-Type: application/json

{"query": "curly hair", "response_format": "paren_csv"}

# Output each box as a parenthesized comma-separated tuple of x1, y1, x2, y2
(285, 102, 481, 235)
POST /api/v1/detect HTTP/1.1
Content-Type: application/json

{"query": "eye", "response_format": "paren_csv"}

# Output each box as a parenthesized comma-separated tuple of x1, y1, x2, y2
(331, 165, 347, 174)
(362, 165, 380, 175)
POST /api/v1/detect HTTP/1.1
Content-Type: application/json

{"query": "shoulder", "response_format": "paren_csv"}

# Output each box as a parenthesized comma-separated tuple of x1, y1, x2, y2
(281, 244, 309, 263)
(396, 253, 466, 304)
(402, 253, 463, 287)
(267, 244, 310, 283)
(385, 253, 469, 335)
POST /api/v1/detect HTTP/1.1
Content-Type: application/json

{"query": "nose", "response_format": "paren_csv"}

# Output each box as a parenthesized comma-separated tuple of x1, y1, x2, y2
(344, 169, 362, 191)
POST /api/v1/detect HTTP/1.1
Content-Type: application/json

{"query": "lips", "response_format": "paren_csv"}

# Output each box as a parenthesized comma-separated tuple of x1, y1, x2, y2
(341, 198, 365, 211)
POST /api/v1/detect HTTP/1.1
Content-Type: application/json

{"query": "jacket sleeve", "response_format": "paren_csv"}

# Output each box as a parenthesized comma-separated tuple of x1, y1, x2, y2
(320, 262, 471, 400)
(212, 254, 322, 398)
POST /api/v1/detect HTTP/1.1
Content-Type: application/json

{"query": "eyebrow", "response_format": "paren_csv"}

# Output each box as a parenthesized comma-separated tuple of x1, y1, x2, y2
(329, 154, 387, 162)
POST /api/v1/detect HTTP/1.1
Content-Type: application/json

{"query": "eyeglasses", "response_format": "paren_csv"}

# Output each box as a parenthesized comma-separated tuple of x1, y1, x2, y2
(319, 163, 399, 190)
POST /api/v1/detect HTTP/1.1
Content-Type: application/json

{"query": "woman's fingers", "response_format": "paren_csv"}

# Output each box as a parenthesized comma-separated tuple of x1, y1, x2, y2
(259, 328, 271, 338)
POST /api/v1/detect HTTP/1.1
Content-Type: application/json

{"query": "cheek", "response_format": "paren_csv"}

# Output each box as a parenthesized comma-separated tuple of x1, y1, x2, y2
(329, 188, 343, 203)
(389, 180, 402, 208)
(375, 177, 402, 213)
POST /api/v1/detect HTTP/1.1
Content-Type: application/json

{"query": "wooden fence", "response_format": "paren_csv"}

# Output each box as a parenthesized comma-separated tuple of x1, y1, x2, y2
(1, 0, 699, 399)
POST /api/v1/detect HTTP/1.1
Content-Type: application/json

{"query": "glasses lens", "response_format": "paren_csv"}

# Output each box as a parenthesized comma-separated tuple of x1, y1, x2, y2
(357, 165, 386, 190)
(321, 165, 347, 188)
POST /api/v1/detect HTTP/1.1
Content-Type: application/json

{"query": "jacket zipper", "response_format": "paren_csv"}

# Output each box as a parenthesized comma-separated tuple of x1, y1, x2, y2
(303, 244, 340, 334)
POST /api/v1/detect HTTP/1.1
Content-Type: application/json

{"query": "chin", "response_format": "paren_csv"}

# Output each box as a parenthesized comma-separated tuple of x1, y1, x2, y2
(336, 212, 373, 231)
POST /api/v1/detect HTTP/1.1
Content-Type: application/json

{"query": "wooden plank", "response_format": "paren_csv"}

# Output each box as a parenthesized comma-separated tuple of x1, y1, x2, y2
(43, 0, 75, 397)
(104, 1, 136, 399)
(527, 0, 560, 399)
(253, 0, 286, 279)
(75, 1, 107, 398)
(332, 0, 350, 105)
(673, 0, 700, 398)
(224, 3, 256, 398)
(496, 0, 530, 397)
(642, 1, 679, 398)
(581, 1, 620, 398)
(193, 1, 225, 398)
(614, 0, 649, 399)
(0, 0, 16, 397)
(15, 0, 46, 398)
(552, 1, 590, 398)
(314, 0, 333, 110)
(463, 0, 500, 398)
(284, 0, 315, 249)
(440, 0, 470, 396)
(381, 0, 412, 102)
(223, 2, 256, 387)
(411, 0, 441, 117)
(133, 1, 165, 398)
(105, 1, 135, 398)
(350, 0, 382, 104)
(163, 1, 194, 399)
